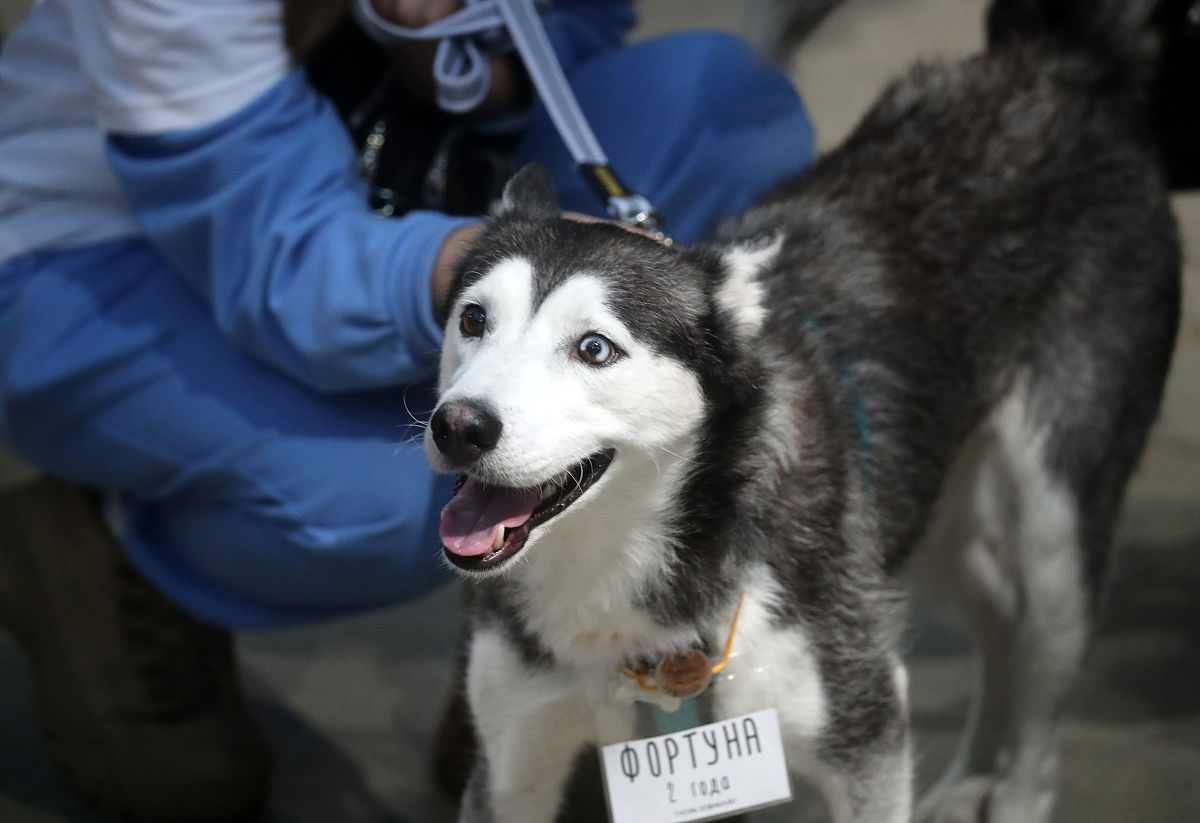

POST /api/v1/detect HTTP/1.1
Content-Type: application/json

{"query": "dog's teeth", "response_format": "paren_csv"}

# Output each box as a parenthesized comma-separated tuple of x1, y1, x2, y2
(541, 483, 555, 501)
(493, 526, 505, 550)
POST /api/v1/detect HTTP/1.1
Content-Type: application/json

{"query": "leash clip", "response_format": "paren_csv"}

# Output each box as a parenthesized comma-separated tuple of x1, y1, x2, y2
(610, 195, 671, 244)
(582, 163, 672, 243)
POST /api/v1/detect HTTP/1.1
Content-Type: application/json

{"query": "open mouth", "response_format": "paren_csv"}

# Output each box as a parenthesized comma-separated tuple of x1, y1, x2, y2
(440, 449, 616, 572)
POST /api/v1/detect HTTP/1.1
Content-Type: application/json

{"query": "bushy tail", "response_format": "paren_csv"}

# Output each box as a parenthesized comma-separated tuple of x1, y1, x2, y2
(749, 0, 1164, 88)
(744, 0, 847, 64)
(985, 0, 1162, 94)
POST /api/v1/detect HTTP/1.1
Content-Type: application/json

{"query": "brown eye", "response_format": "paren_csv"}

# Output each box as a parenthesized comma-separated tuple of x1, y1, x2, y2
(460, 304, 486, 337)
(576, 333, 620, 366)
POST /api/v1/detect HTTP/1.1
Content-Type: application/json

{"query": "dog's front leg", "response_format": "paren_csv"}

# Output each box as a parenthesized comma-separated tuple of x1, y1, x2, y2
(805, 656, 912, 823)
(461, 628, 594, 823)
(712, 583, 913, 822)
(815, 724, 912, 823)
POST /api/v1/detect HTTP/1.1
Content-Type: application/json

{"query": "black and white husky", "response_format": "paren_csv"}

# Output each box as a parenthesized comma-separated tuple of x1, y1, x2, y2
(424, 1, 1181, 820)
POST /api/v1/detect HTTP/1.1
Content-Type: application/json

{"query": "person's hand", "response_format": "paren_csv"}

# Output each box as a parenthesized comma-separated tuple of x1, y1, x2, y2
(431, 224, 484, 319)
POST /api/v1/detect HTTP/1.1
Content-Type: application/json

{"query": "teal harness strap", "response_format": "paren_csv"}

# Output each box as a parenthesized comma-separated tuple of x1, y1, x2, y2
(652, 700, 703, 735)
(803, 317, 874, 491)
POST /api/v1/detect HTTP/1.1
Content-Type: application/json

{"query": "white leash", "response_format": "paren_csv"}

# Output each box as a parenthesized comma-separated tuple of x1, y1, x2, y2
(352, 0, 668, 237)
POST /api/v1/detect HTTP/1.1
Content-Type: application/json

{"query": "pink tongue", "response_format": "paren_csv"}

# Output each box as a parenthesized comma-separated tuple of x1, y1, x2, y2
(440, 479, 542, 557)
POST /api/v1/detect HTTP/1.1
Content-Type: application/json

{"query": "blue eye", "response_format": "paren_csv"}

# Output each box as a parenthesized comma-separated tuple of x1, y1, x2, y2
(577, 333, 620, 366)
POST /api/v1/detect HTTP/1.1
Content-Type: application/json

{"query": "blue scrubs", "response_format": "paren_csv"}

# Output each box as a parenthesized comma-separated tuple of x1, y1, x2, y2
(0, 31, 813, 628)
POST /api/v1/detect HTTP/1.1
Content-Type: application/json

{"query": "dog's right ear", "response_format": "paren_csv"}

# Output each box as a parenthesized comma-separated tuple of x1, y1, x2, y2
(496, 163, 560, 220)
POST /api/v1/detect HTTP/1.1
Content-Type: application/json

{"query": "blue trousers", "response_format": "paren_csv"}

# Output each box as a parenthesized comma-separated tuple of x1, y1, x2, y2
(0, 33, 813, 628)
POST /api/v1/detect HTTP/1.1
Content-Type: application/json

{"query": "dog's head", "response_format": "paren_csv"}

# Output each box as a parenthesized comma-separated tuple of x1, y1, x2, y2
(425, 165, 775, 575)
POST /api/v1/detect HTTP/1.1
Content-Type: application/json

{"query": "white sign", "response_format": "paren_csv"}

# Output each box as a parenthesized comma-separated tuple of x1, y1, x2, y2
(600, 708, 792, 823)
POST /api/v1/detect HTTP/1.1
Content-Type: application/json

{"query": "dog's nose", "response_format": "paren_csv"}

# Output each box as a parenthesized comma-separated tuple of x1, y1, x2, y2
(430, 402, 503, 465)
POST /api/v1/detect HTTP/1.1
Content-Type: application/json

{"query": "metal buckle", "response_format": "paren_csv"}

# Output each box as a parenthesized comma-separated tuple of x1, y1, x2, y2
(609, 195, 673, 245)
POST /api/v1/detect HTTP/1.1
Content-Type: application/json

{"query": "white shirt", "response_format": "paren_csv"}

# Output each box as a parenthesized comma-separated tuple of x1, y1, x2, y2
(0, 0, 292, 266)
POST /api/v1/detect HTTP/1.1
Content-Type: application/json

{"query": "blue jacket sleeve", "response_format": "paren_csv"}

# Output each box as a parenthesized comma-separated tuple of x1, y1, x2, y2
(108, 69, 477, 393)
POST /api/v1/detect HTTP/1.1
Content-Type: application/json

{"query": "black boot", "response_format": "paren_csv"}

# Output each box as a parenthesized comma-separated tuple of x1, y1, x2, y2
(0, 479, 271, 822)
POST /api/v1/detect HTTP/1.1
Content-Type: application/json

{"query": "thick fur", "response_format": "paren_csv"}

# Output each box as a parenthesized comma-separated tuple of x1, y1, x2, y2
(426, 1, 1180, 821)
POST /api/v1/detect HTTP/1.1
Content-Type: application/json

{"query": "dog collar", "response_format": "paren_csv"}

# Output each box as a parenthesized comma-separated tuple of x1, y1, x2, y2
(618, 593, 744, 701)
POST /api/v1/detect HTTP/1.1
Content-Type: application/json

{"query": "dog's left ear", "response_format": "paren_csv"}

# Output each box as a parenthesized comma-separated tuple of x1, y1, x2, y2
(497, 163, 560, 219)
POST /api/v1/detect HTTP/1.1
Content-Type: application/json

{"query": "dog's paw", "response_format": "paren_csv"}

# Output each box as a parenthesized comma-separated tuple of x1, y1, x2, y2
(918, 776, 992, 823)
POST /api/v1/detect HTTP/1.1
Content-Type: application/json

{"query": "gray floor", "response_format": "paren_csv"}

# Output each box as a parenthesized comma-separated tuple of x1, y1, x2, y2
(2, 1, 1199, 821)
